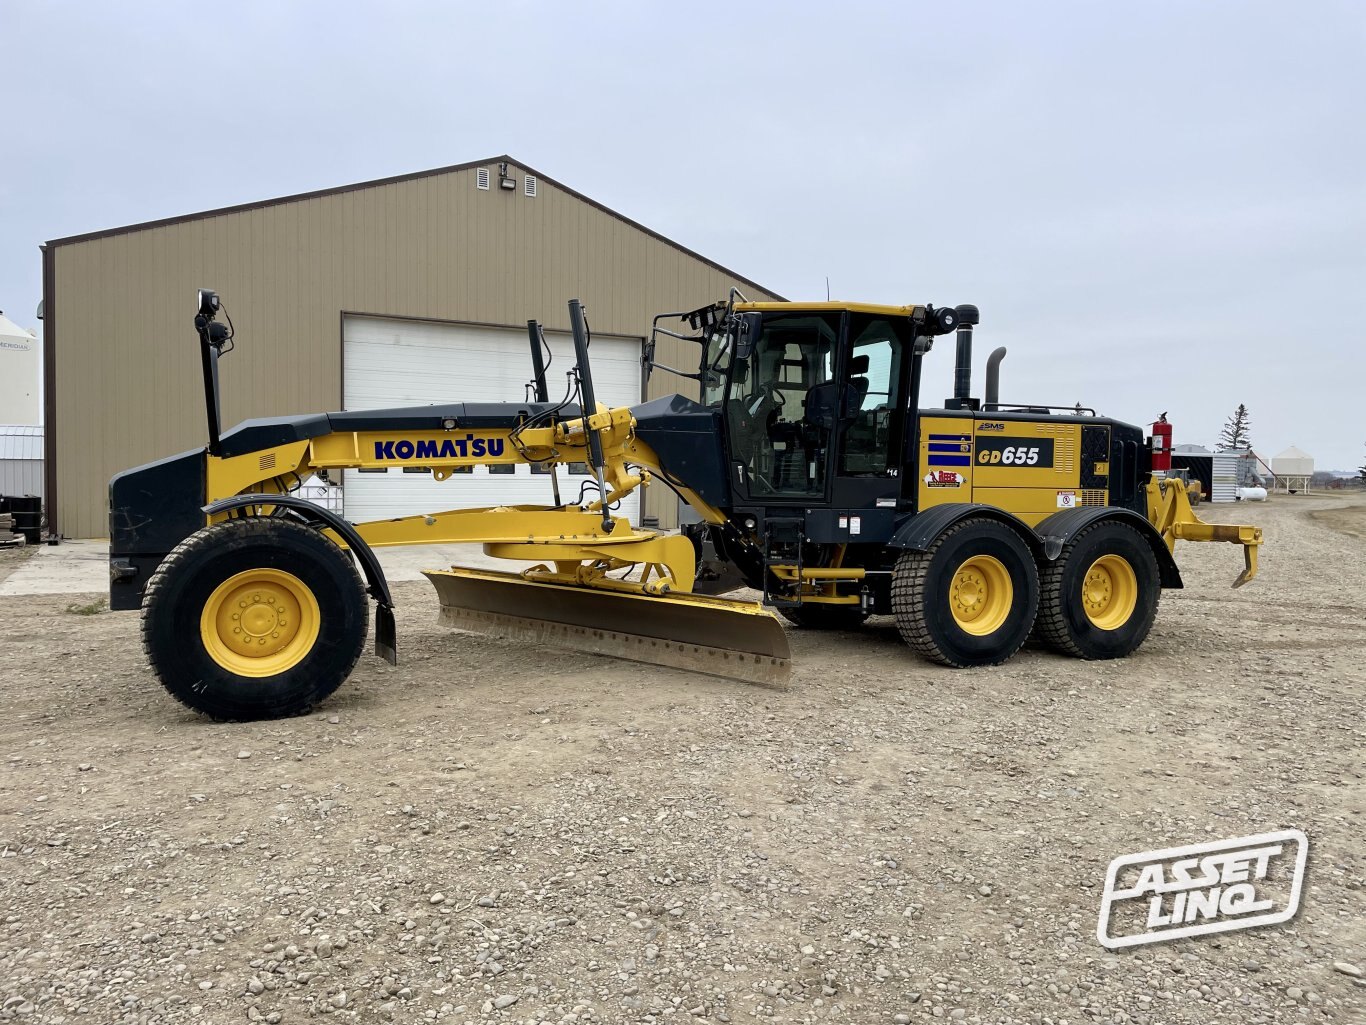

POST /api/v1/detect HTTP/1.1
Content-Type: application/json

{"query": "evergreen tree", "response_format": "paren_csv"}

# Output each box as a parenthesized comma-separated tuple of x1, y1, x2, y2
(1218, 404, 1252, 451)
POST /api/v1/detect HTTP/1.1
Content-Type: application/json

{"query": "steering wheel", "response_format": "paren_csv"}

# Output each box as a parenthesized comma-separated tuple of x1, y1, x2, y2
(744, 382, 785, 419)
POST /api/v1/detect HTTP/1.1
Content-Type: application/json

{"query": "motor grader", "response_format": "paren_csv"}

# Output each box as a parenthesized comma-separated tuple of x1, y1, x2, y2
(109, 290, 1261, 720)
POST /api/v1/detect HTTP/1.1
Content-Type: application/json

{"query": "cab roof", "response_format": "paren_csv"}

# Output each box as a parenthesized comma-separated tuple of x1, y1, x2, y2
(733, 301, 924, 318)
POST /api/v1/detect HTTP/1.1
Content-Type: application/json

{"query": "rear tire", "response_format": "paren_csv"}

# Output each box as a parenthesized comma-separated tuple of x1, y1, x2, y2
(142, 517, 368, 720)
(779, 604, 868, 630)
(1036, 520, 1160, 659)
(892, 518, 1038, 667)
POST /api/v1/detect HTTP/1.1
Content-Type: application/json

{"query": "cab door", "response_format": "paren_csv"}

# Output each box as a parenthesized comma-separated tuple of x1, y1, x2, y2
(723, 311, 842, 504)
(828, 315, 908, 516)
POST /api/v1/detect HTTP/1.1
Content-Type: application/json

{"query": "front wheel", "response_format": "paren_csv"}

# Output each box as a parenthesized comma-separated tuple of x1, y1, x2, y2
(892, 518, 1039, 667)
(141, 517, 368, 720)
(1036, 520, 1160, 659)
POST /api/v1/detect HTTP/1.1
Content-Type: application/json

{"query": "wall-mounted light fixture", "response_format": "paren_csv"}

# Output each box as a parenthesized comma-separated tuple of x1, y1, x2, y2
(498, 162, 517, 191)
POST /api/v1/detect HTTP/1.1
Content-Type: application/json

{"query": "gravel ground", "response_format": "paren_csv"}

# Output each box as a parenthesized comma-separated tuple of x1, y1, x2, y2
(1, 494, 1363, 1024)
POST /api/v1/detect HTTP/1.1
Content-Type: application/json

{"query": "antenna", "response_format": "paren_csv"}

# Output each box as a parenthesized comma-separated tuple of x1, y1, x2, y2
(825, 276, 831, 301)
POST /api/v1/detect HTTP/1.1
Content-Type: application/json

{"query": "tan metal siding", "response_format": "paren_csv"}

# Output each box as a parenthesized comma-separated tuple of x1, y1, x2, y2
(52, 162, 774, 537)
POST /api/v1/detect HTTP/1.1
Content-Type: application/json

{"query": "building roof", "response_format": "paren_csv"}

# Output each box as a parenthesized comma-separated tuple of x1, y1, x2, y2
(0, 425, 43, 461)
(43, 154, 780, 299)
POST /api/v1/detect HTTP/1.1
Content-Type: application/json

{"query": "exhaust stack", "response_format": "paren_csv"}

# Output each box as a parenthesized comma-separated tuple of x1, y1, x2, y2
(945, 304, 981, 410)
(984, 346, 1007, 411)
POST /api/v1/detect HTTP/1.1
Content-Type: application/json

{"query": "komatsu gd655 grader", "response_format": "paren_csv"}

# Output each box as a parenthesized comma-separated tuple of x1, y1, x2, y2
(109, 290, 1261, 720)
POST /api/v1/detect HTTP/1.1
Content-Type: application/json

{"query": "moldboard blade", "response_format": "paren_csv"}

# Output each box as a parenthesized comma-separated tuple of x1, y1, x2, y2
(424, 567, 791, 688)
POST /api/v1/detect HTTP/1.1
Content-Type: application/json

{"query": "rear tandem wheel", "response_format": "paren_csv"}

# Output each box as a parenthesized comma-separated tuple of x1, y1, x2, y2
(141, 517, 368, 720)
(891, 517, 1039, 667)
(1035, 520, 1160, 660)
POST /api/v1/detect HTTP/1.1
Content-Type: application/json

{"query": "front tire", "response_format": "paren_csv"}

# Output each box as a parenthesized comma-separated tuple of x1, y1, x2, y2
(892, 518, 1039, 667)
(142, 517, 368, 720)
(1036, 520, 1160, 659)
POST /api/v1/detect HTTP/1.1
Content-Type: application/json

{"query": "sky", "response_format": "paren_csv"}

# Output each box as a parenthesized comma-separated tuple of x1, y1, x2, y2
(2, 1, 1364, 469)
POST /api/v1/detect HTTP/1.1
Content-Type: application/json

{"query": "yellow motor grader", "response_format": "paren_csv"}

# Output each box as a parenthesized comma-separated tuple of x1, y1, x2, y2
(109, 290, 1261, 719)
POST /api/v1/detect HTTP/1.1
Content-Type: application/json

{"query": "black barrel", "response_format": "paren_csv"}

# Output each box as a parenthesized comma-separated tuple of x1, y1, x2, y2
(6, 495, 42, 545)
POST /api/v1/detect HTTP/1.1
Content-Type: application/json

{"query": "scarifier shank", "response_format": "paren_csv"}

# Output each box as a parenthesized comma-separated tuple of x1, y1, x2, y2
(1145, 477, 1263, 587)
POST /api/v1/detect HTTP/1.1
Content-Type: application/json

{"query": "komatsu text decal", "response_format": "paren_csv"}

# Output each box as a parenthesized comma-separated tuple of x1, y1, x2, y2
(374, 436, 506, 460)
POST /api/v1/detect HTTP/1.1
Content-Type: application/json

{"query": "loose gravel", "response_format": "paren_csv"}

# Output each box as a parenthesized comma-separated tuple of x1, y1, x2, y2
(1, 494, 1362, 1024)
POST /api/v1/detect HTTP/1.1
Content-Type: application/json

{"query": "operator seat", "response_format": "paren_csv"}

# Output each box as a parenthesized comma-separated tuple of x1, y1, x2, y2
(802, 353, 871, 429)
(845, 375, 870, 412)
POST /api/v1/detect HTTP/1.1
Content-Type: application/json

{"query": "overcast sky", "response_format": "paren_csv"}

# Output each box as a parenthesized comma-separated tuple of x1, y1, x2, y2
(3, 1, 1364, 468)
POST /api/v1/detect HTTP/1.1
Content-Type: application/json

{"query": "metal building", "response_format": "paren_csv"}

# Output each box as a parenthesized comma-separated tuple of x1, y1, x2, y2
(0, 425, 43, 497)
(41, 156, 777, 539)
(1211, 452, 1241, 502)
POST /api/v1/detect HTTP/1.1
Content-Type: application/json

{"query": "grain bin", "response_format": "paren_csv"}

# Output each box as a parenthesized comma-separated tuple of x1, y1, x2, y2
(1271, 445, 1314, 494)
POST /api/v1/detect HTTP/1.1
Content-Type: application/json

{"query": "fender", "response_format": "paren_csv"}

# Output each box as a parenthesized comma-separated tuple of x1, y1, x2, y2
(890, 503, 1044, 556)
(202, 494, 399, 663)
(1033, 506, 1183, 589)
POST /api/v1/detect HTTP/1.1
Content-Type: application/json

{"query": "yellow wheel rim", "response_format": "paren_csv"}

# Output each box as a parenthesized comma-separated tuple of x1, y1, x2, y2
(949, 555, 1013, 636)
(1081, 554, 1138, 631)
(199, 569, 320, 677)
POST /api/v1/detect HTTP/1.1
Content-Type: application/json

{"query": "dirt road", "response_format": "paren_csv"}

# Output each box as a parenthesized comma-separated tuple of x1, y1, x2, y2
(1, 495, 1363, 1024)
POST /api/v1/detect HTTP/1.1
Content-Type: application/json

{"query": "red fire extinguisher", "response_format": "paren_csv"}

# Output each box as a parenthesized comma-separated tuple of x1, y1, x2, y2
(1150, 413, 1173, 472)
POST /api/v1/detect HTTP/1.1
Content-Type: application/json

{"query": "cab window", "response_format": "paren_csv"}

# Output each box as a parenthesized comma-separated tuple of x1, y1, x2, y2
(840, 318, 904, 475)
(726, 312, 840, 497)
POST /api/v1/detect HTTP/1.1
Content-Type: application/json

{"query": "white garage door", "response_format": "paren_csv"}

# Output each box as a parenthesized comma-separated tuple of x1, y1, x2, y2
(342, 316, 642, 523)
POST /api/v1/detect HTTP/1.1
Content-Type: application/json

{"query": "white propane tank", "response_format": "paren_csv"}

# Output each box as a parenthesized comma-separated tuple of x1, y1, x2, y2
(1236, 486, 1268, 502)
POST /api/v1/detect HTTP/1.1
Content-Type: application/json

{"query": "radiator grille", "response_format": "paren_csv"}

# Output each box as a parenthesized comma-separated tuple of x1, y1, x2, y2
(1080, 489, 1107, 507)
(259, 452, 277, 471)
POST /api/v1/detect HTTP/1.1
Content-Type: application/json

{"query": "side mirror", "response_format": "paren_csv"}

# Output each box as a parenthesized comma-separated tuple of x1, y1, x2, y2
(735, 313, 762, 360)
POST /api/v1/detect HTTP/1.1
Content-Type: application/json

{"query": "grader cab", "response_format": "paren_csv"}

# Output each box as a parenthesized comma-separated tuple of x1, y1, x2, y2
(109, 289, 1261, 720)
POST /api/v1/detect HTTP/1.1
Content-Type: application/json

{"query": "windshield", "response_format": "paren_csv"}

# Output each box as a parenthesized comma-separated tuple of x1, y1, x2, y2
(701, 328, 733, 407)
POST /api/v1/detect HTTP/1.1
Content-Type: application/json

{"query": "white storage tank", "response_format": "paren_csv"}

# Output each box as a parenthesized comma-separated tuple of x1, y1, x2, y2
(0, 312, 41, 427)
(1272, 445, 1314, 494)
(1272, 446, 1314, 477)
